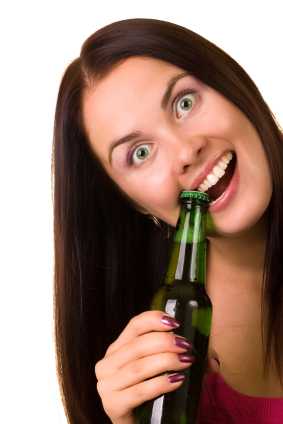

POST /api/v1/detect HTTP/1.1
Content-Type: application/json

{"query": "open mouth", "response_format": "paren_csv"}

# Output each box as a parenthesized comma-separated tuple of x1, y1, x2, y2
(197, 151, 236, 203)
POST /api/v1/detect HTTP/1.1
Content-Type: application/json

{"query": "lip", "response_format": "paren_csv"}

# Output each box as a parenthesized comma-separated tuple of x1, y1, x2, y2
(208, 155, 239, 213)
(190, 150, 233, 190)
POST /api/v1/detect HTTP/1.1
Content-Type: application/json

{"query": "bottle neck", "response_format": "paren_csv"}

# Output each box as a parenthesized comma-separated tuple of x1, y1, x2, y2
(164, 200, 207, 285)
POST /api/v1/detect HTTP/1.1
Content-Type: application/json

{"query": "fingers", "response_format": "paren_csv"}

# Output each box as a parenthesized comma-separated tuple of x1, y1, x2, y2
(206, 348, 220, 374)
(100, 372, 185, 420)
(99, 351, 195, 392)
(95, 332, 192, 381)
(95, 310, 194, 423)
(105, 311, 179, 356)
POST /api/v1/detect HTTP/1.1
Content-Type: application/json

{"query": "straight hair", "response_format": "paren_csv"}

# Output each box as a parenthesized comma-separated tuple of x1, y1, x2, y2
(53, 19, 283, 423)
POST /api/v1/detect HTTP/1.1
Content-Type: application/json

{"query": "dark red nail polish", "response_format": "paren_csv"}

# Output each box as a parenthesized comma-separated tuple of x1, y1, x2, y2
(161, 316, 180, 328)
(174, 337, 193, 350)
(178, 354, 195, 363)
(168, 373, 185, 383)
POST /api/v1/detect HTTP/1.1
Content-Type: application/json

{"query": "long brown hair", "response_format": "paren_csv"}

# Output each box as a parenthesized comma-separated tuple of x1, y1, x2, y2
(53, 19, 283, 423)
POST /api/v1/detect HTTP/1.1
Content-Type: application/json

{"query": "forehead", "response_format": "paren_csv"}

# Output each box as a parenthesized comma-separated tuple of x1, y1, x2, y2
(88, 56, 183, 94)
(83, 57, 183, 115)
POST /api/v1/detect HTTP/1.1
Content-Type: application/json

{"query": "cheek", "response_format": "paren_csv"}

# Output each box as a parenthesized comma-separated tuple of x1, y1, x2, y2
(126, 175, 177, 209)
(109, 168, 180, 224)
(203, 98, 246, 139)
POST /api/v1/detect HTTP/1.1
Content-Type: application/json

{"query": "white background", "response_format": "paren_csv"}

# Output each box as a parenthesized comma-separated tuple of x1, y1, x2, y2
(1, 1, 282, 423)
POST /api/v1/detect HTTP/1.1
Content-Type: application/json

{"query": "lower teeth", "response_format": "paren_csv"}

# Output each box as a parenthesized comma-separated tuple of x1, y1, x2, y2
(209, 188, 227, 206)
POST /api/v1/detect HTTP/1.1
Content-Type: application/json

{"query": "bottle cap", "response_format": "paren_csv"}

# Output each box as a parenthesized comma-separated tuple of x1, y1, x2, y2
(180, 190, 210, 203)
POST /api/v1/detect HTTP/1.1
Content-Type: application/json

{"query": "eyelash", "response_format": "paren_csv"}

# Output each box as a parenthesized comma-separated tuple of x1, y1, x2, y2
(173, 89, 198, 118)
(127, 143, 154, 167)
(126, 88, 198, 167)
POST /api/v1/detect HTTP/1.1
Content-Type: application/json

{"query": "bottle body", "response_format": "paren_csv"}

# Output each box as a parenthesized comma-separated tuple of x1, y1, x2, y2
(135, 193, 212, 424)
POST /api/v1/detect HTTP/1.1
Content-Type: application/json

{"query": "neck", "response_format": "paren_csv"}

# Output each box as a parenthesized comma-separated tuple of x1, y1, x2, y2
(207, 213, 268, 288)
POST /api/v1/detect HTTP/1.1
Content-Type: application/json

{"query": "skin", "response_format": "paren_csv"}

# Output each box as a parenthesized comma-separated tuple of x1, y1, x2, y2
(95, 311, 219, 424)
(83, 58, 280, 424)
(83, 57, 271, 236)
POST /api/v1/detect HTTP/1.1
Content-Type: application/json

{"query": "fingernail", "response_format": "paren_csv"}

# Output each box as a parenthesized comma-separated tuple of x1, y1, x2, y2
(168, 373, 185, 383)
(174, 337, 193, 350)
(161, 315, 180, 328)
(178, 354, 195, 363)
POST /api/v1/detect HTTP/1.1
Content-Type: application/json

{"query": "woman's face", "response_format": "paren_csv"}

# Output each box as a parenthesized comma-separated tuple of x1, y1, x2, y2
(83, 57, 272, 236)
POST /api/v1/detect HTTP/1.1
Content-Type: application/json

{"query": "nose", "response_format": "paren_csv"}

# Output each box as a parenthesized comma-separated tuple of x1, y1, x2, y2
(172, 135, 207, 174)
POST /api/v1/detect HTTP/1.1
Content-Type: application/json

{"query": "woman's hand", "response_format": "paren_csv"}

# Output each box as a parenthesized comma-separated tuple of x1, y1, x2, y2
(95, 311, 219, 424)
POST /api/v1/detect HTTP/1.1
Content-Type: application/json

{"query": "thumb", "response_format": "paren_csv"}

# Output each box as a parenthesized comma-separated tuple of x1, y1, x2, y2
(206, 348, 220, 374)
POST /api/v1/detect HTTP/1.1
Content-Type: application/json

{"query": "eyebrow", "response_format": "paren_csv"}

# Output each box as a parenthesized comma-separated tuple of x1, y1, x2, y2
(161, 72, 189, 110)
(109, 131, 141, 164)
(109, 72, 189, 164)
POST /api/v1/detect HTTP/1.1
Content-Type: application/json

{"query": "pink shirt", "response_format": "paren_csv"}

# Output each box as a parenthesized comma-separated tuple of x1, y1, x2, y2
(200, 373, 283, 424)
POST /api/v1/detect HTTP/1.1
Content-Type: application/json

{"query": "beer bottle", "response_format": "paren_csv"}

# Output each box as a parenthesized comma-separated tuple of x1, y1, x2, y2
(135, 191, 212, 424)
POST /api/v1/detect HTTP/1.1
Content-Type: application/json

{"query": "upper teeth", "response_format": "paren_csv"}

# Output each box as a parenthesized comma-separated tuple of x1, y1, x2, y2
(197, 152, 233, 193)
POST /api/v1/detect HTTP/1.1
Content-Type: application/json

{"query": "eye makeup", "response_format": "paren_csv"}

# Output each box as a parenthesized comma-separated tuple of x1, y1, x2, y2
(127, 142, 155, 167)
(173, 89, 199, 119)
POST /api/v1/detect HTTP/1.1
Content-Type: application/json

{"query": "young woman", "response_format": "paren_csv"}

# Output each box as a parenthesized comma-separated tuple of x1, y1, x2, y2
(53, 19, 283, 424)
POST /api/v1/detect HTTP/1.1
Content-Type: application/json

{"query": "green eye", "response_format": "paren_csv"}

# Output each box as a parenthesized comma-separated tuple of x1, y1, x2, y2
(176, 93, 196, 117)
(132, 144, 152, 165)
(180, 98, 193, 110)
(136, 147, 149, 160)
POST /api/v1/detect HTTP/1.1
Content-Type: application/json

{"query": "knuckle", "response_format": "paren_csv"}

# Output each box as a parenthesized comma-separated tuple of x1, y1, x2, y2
(96, 378, 106, 397)
(105, 340, 117, 356)
(147, 375, 164, 395)
(105, 342, 115, 355)
(127, 336, 137, 351)
(131, 310, 161, 327)
(128, 311, 166, 335)
(128, 315, 140, 332)
(129, 311, 150, 326)
(158, 331, 171, 345)
(129, 360, 143, 376)
(164, 352, 175, 367)
(94, 360, 102, 379)
(158, 352, 175, 370)
(128, 315, 136, 326)
(97, 377, 114, 401)
(148, 310, 163, 325)
(131, 384, 146, 401)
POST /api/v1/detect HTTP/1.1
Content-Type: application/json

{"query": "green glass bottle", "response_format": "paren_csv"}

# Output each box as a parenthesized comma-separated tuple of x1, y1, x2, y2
(136, 191, 212, 424)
